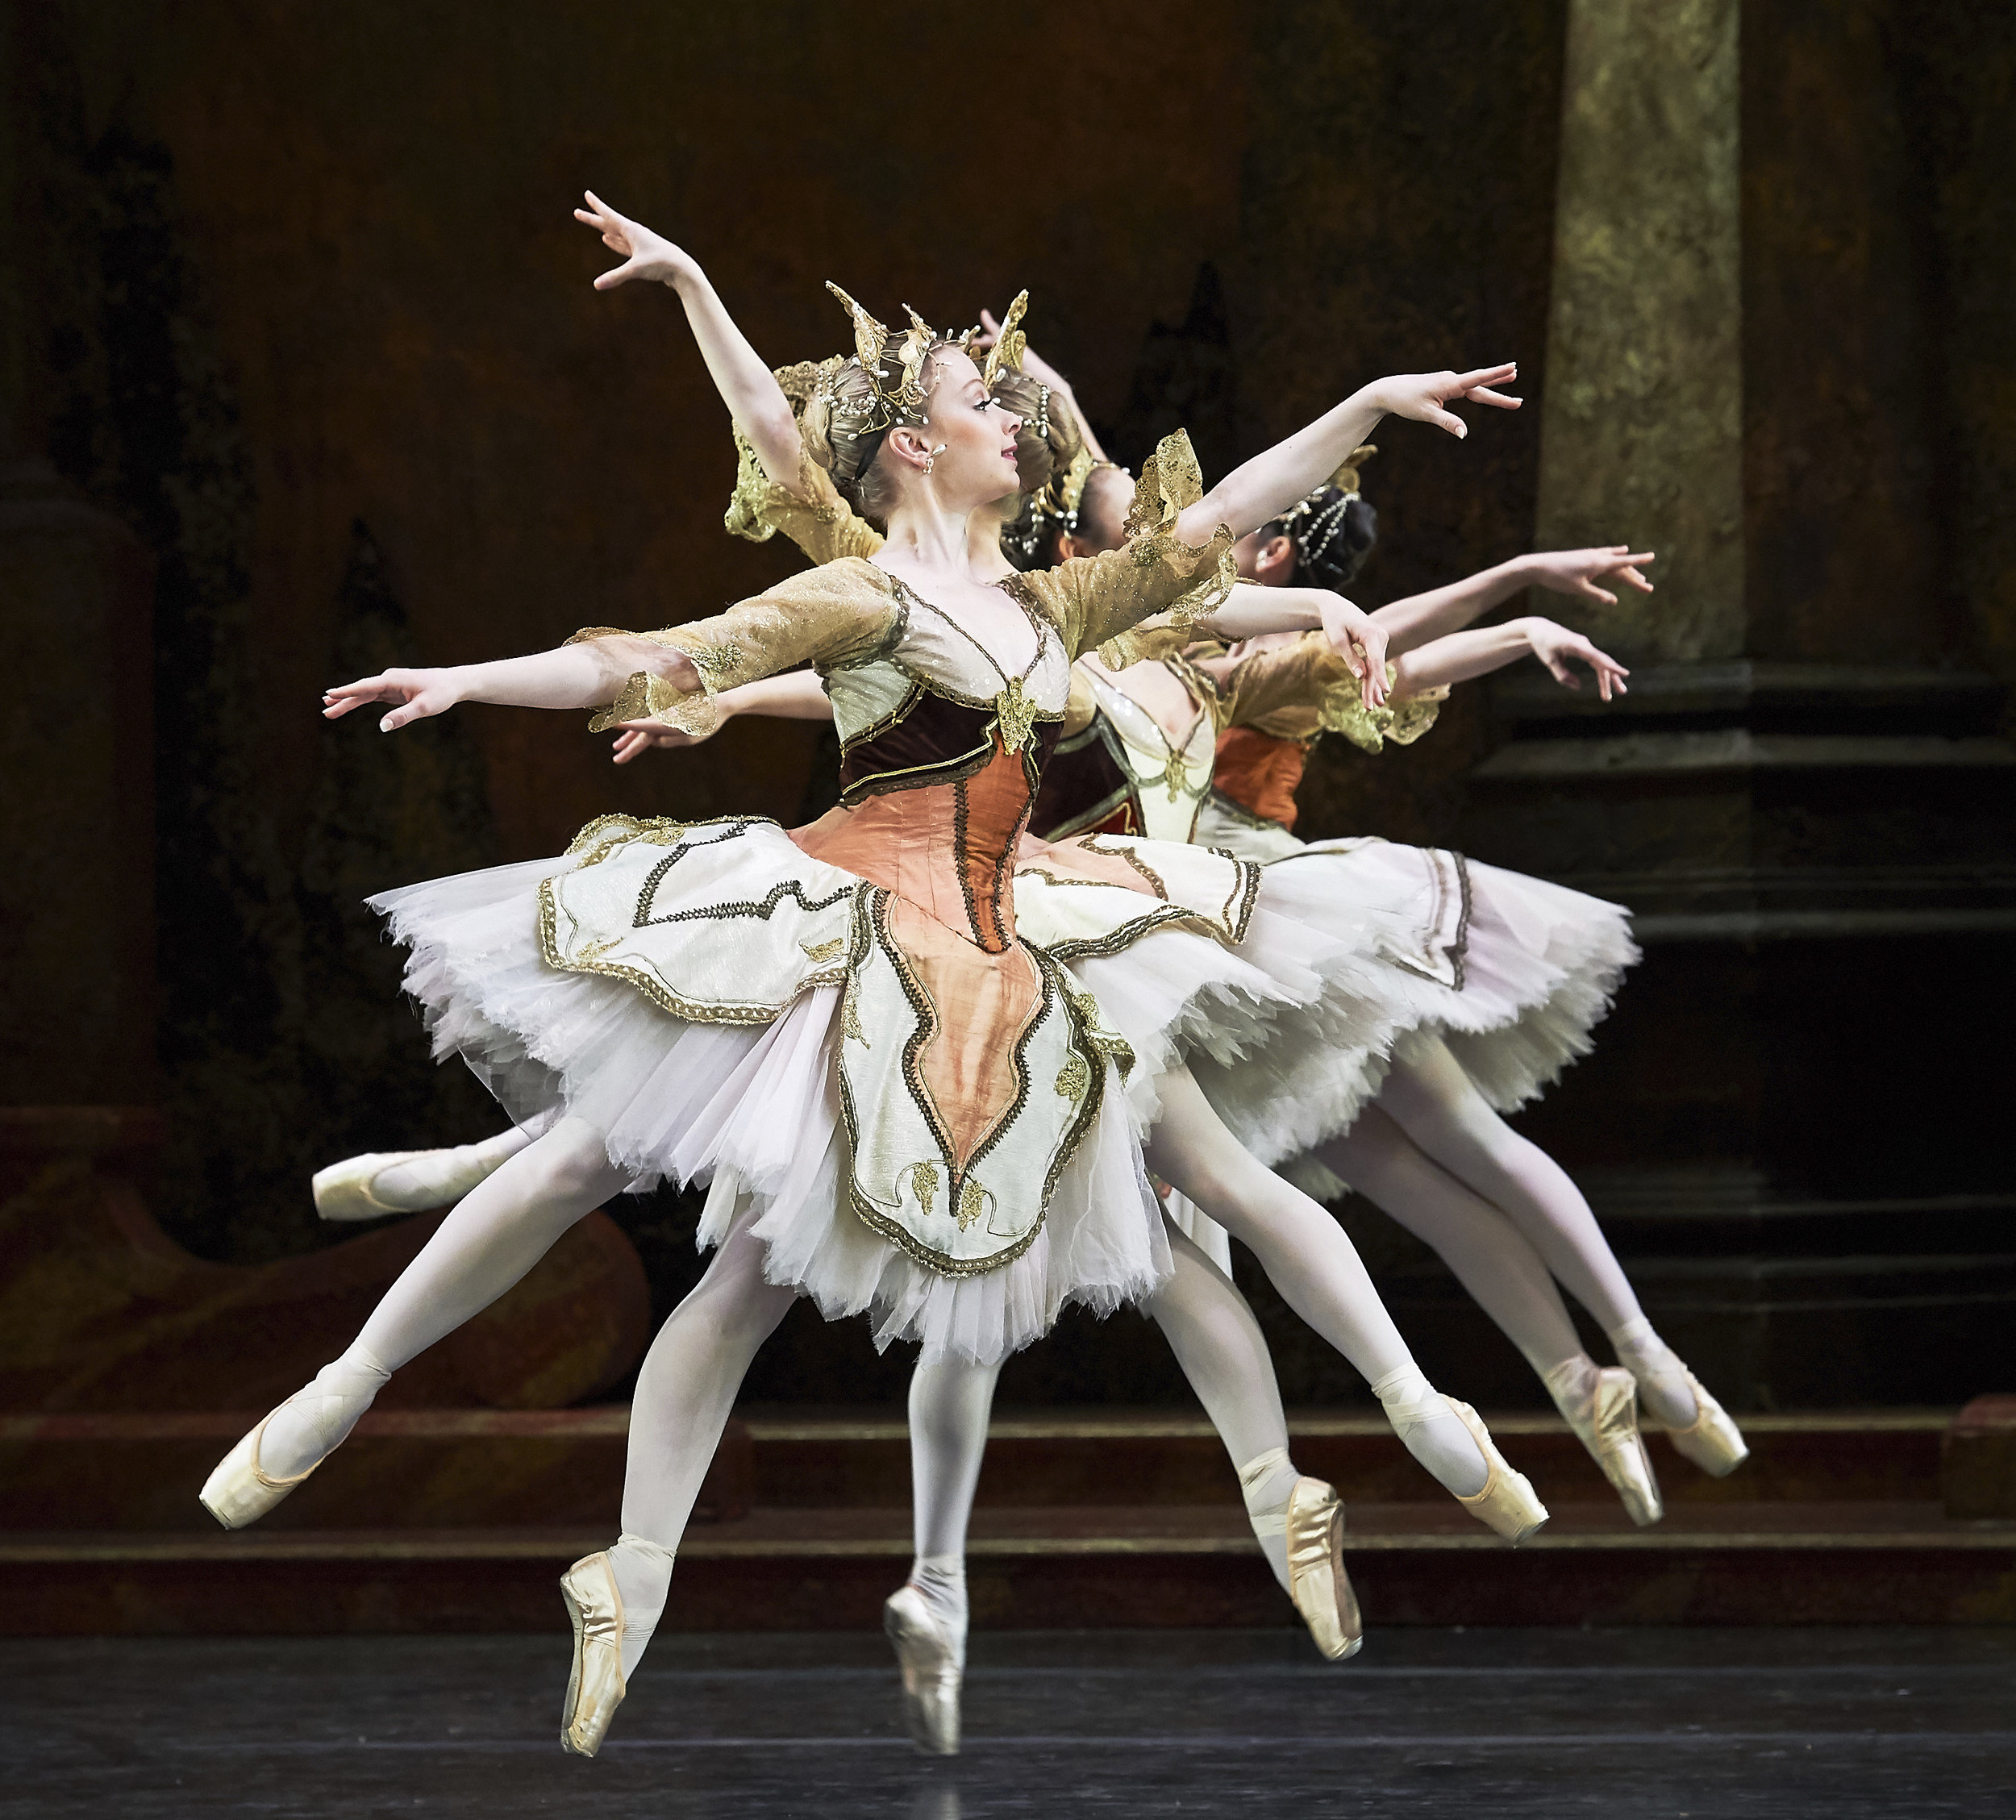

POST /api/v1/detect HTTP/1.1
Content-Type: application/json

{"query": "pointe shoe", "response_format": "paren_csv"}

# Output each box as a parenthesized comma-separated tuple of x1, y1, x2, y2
(199, 1403, 323, 1530)
(1662, 1370, 1749, 1477)
(559, 1553, 627, 1757)
(1283, 1477, 1362, 1661)
(884, 1585, 961, 1756)
(312, 1149, 497, 1222)
(1444, 1399, 1549, 1544)
(1564, 1367, 1664, 1526)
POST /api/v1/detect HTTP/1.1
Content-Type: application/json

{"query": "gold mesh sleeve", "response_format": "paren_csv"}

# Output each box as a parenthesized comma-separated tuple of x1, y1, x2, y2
(1013, 431, 1235, 661)
(1095, 614, 1193, 669)
(1219, 632, 1447, 754)
(569, 560, 895, 735)
(723, 426, 885, 564)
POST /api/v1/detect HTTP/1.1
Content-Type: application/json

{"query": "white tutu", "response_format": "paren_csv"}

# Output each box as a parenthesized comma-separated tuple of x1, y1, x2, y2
(373, 831, 1419, 1365)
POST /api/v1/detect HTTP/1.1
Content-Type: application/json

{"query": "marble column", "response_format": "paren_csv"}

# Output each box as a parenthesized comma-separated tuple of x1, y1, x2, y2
(1461, 0, 2016, 1407)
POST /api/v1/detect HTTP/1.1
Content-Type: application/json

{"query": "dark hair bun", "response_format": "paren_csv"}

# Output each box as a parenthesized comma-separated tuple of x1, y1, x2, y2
(1294, 490, 1379, 590)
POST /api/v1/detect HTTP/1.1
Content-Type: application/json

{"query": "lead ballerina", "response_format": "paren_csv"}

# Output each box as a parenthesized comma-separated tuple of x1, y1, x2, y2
(202, 222, 1547, 1755)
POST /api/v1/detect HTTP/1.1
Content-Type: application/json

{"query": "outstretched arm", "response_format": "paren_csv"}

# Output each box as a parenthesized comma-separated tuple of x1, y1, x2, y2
(1177, 364, 1522, 547)
(323, 637, 701, 732)
(1198, 584, 1389, 706)
(1372, 547, 1656, 655)
(575, 190, 802, 486)
(610, 668, 832, 763)
(1390, 618, 1629, 702)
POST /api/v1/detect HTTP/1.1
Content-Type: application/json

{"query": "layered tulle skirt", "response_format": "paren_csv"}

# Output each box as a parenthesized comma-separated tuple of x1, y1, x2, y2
(373, 816, 1418, 1365)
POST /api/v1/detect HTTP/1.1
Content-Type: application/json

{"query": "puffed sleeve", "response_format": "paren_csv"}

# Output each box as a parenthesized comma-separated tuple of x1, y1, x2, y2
(1218, 631, 1446, 753)
(723, 424, 885, 564)
(1011, 431, 1235, 662)
(568, 560, 897, 736)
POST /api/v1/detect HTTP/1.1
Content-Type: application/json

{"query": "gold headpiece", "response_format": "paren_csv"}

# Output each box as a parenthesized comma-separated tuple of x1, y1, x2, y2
(820, 282, 942, 439)
(1328, 443, 1377, 499)
(980, 290, 1029, 390)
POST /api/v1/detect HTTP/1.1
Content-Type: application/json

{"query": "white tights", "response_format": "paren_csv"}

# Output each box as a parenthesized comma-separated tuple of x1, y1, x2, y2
(904, 1218, 1306, 1647)
(1143, 1070, 1487, 1495)
(1369, 1037, 1698, 1429)
(268, 1069, 1486, 1682)
(260, 1118, 633, 1480)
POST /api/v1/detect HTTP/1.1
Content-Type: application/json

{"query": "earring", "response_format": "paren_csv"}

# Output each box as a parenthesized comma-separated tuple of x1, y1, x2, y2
(923, 442, 947, 475)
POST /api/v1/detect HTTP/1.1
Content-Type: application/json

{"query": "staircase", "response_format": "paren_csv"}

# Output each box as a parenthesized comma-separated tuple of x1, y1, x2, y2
(5, 1403, 2011, 1635)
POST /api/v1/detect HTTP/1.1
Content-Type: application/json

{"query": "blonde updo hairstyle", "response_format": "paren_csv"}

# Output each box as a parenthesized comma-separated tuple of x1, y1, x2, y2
(801, 339, 961, 531)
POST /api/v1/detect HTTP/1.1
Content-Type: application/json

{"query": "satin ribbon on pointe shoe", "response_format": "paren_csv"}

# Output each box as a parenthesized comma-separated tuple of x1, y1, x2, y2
(198, 1403, 321, 1531)
(1663, 1370, 1749, 1477)
(313, 1149, 488, 1222)
(559, 1553, 627, 1757)
(884, 1585, 961, 1755)
(1444, 1399, 1549, 1543)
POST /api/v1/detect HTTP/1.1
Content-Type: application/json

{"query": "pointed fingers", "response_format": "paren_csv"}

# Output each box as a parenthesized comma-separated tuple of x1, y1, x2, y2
(1454, 362, 1518, 390)
(1464, 386, 1522, 410)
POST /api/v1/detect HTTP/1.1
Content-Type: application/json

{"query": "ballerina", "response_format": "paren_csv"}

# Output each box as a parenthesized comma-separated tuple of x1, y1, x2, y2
(631, 303, 1734, 1533)
(304, 292, 1448, 1757)
(202, 201, 1544, 1758)
(1035, 418, 1747, 1502)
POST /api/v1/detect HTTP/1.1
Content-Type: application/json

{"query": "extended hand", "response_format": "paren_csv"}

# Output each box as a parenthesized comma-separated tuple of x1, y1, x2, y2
(1373, 364, 1522, 438)
(1315, 594, 1390, 709)
(1527, 621, 1629, 702)
(1527, 546, 1656, 606)
(612, 719, 717, 763)
(573, 190, 699, 290)
(322, 669, 462, 731)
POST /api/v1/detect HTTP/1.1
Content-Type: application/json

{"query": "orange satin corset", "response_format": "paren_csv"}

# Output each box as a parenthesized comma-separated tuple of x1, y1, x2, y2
(1212, 726, 1309, 831)
(796, 735, 1040, 956)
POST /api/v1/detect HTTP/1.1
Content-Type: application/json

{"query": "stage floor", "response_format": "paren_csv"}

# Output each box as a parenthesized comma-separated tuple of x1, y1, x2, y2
(4, 1626, 2011, 1817)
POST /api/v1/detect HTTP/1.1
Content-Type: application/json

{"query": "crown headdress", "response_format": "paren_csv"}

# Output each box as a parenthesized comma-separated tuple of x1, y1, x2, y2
(820, 282, 944, 439)
(979, 289, 1028, 390)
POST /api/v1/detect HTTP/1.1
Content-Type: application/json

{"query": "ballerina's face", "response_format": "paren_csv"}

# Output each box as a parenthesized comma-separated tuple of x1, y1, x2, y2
(903, 348, 1023, 511)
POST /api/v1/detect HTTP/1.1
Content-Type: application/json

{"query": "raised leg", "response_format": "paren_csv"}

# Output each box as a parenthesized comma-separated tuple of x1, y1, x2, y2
(1317, 1107, 1663, 1522)
(1373, 1037, 1701, 1429)
(1142, 1068, 1491, 1500)
(259, 1118, 634, 1481)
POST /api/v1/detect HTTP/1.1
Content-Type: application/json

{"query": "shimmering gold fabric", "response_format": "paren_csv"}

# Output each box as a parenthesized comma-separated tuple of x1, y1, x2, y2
(1215, 633, 1444, 753)
(1014, 431, 1235, 664)
(726, 427, 888, 562)
(569, 560, 896, 733)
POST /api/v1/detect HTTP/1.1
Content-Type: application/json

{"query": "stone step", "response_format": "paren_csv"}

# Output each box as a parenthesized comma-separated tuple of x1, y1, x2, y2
(5, 1501, 2010, 1635)
(0, 1406, 1958, 1532)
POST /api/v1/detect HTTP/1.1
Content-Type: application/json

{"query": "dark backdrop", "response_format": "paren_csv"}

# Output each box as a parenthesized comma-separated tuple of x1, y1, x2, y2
(3, 0, 2009, 1410)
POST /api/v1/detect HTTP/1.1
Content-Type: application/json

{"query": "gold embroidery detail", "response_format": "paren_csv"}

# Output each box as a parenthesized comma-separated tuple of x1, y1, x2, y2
(801, 936, 846, 963)
(1064, 986, 1137, 1082)
(956, 1177, 992, 1232)
(842, 973, 868, 1045)
(1162, 747, 1191, 802)
(1054, 1052, 1090, 1101)
(993, 673, 1040, 754)
(907, 1160, 939, 1212)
